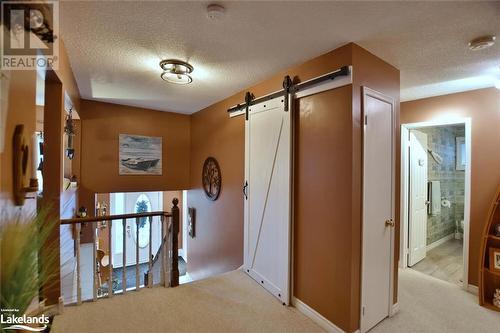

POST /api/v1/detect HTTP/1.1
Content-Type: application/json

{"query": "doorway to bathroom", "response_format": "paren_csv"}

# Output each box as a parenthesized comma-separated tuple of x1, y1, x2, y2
(400, 118, 471, 289)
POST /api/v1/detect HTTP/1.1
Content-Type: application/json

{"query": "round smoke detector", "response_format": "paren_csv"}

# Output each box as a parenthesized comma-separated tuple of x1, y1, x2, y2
(468, 35, 496, 51)
(207, 4, 225, 20)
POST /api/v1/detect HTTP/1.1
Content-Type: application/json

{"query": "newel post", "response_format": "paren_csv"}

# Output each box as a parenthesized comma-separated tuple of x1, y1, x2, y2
(170, 198, 180, 287)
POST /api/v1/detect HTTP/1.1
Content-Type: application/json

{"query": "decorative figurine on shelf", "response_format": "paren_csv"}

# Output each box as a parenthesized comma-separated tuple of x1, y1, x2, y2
(493, 224, 500, 237)
(64, 108, 76, 160)
(493, 289, 500, 309)
(96, 202, 108, 228)
(77, 206, 87, 218)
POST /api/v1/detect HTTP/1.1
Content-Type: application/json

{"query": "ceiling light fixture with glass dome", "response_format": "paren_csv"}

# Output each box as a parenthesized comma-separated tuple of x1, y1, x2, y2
(159, 59, 194, 84)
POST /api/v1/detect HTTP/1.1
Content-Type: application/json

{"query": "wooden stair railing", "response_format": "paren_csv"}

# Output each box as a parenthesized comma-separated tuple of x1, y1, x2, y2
(59, 198, 180, 305)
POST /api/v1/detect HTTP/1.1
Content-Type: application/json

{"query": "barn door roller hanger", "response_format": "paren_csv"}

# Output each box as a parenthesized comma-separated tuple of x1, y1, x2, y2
(227, 65, 351, 117)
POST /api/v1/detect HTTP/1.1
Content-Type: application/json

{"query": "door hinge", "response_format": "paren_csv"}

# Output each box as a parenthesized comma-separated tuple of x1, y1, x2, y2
(243, 181, 248, 200)
(362, 306, 365, 316)
(364, 115, 368, 125)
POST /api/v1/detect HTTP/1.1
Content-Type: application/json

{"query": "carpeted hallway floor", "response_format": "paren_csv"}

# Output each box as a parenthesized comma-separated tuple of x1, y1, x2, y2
(52, 268, 500, 333)
(52, 270, 323, 333)
(371, 269, 500, 333)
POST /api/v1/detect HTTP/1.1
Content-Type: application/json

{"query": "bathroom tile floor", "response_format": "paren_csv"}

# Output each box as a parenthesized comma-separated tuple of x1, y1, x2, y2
(411, 238, 463, 286)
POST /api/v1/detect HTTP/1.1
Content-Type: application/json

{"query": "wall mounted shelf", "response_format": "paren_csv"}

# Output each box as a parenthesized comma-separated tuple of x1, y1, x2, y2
(479, 186, 500, 312)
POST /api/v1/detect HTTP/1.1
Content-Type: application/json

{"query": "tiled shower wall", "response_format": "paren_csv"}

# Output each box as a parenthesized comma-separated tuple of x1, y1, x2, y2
(418, 125, 465, 245)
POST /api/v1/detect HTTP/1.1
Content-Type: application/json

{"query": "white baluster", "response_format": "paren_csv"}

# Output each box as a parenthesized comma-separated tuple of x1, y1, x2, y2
(122, 218, 126, 294)
(92, 222, 97, 301)
(148, 216, 153, 288)
(108, 220, 113, 297)
(76, 223, 82, 305)
(167, 216, 172, 287)
(161, 215, 166, 287)
(136, 217, 140, 291)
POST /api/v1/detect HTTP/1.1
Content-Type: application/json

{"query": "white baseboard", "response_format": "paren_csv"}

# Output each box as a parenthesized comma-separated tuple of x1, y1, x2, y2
(390, 302, 399, 316)
(467, 284, 479, 295)
(427, 233, 455, 252)
(178, 248, 185, 260)
(179, 272, 193, 284)
(292, 297, 357, 333)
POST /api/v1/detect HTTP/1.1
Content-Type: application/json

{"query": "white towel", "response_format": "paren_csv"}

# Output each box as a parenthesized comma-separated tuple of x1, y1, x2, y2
(428, 181, 441, 216)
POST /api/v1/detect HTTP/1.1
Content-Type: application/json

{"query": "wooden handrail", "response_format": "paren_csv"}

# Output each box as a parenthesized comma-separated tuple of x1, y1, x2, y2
(60, 211, 172, 224)
(58, 198, 180, 306)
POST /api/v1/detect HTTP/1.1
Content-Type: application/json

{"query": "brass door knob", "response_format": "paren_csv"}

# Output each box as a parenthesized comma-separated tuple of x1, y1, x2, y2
(385, 219, 395, 227)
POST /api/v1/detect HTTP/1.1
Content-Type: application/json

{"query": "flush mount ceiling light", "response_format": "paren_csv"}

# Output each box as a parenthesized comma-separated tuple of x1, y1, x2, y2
(159, 59, 194, 84)
(468, 35, 496, 51)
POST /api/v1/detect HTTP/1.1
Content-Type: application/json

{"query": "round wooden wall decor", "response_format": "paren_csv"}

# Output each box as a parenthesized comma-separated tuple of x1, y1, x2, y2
(202, 157, 221, 201)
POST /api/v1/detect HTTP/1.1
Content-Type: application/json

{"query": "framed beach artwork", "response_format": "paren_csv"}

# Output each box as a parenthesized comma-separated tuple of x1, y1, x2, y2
(119, 134, 162, 175)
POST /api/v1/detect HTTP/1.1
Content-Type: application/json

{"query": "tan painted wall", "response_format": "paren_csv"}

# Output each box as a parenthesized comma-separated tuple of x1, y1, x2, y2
(401, 88, 500, 286)
(0, 71, 37, 205)
(188, 44, 353, 282)
(78, 100, 191, 215)
(188, 43, 399, 332)
(294, 85, 354, 331)
(0, 39, 80, 209)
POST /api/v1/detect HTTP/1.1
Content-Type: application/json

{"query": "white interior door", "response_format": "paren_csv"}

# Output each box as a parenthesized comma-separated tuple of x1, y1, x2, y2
(408, 131, 428, 266)
(361, 88, 394, 333)
(244, 97, 291, 305)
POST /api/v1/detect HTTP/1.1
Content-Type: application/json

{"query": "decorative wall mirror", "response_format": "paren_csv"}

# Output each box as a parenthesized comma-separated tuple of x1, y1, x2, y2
(202, 157, 221, 201)
(456, 136, 466, 171)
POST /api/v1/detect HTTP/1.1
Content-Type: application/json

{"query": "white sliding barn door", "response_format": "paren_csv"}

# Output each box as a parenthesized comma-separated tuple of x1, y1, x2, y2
(361, 88, 394, 333)
(244, 97, 291, 305)
(408, 131, 428, 266)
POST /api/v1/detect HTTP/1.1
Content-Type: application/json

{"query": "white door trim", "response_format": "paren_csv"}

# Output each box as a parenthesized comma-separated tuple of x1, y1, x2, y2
(400, 118, 472, 290)
(360, 87, 396, 332)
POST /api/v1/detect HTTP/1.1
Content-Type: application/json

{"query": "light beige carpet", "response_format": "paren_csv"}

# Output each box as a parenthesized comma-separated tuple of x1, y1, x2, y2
(371, 269, 500, 333)
(52, 268, 500, 333)
(51, 270, 323, 333)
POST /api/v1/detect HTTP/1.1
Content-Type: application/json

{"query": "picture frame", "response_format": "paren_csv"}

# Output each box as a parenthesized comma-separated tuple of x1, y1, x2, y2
(119, 134, 162, 175)
(489, 247, 500, 273)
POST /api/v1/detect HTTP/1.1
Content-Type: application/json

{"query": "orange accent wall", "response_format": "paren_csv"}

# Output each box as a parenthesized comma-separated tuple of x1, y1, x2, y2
(78, 100, 191, 215)
(188, 44, 353, 282)
(188, 43, 399, 332)
(294, 85, 354, 331)
(401, 88, 500, 286)
(0, 40, 80, 210)
(0, 71, 37, 206)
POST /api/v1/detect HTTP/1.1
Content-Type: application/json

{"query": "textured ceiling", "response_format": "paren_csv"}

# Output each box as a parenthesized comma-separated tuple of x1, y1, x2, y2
(60, 1, 500, 114)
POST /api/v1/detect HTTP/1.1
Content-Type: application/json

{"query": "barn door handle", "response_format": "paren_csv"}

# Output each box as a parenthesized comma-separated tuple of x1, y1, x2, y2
(243, 181, 248, 200)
